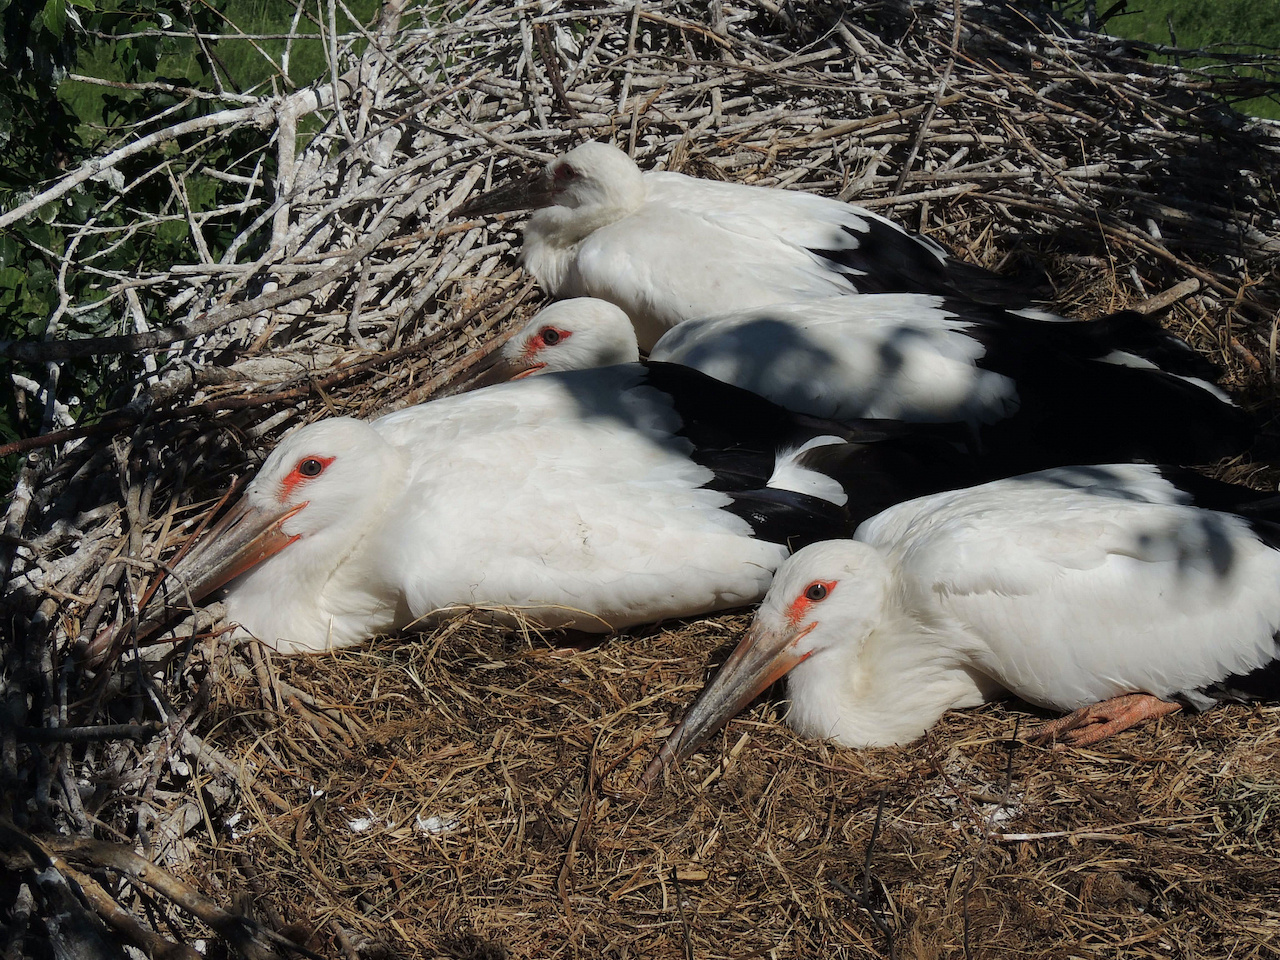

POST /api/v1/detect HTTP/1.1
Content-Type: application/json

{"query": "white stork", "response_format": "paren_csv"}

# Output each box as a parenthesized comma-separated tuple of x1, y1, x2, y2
(150, 365, 983, 654)
(642, 463, 1280, 782)
(473, 296, 1254, 467)
(457, 141, 1037, 350)
(471, 299, 641, 385)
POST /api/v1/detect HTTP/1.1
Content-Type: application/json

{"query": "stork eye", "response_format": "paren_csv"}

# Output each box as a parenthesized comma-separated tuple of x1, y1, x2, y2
(299, 458, 325, 477)
(804, 582, 829, 602)
(554, 163, 578, 183)
(541, 327, 561, 345)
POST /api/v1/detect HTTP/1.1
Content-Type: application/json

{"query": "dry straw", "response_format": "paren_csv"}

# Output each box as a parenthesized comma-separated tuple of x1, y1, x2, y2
(3, 1, 1280, 957)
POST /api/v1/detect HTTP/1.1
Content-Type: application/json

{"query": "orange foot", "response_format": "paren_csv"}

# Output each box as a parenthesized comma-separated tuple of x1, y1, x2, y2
(1029, 694, 1182, 749)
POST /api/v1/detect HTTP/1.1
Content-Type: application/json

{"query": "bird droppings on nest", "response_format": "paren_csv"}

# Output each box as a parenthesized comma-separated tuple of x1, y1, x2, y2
(5, 0, 1280, 958)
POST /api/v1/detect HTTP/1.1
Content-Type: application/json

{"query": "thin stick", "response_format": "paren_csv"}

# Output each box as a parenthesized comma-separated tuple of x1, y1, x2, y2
(892, 0, 964, 197)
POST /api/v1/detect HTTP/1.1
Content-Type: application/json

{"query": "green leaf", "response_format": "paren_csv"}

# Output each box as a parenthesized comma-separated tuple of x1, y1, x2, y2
(66, 0, 96, 9)
(0, 235, 20, 268)
(135, 30, 159, 72)
(41, 0, 67, 37)
(0, 267, 28, 309)
(156, 219, 189, 245)
(20, 284, 53, 319)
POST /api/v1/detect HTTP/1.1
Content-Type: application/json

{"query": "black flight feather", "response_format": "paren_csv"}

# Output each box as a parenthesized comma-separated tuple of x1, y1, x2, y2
(957, 302, 1224, 382)
(722, 489, 853, 550)
(641, 363, 989, 539)
(974, 356, 1255, 467)
(809, 222, 1043, 307)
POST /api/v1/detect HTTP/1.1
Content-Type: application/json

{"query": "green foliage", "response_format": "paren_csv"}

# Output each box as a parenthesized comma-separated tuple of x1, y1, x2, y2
(1061, 0, 1280, 119)
(0, 0, 81, 192)
(0, 1, 377, 487)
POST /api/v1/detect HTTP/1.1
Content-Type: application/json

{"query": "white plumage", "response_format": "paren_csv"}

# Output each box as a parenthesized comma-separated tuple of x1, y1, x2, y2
(154, 365, 971, 655)
(458, 142, 1032, 350)
(644, 464, 1280, 780)
(469, 299, 640, 390)
(480, 296, 1254, 466)
(651, 295, 1013, 424)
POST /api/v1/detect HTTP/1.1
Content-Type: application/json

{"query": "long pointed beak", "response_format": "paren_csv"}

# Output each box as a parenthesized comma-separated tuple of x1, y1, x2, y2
(137, 494, 305, 637)
(455, 170, 556, 217)
(640, 618, 814, 787)
(459, 353, 546, 392)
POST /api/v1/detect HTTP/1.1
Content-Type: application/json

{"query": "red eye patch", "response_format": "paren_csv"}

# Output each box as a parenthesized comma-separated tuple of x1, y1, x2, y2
(524, 327, 572, 358)
(785, 579, 837, 626)
(279, 455, 335, 503)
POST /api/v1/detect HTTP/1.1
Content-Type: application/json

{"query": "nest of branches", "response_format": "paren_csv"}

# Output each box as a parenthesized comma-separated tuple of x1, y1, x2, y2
(3, 1, 1280, 958)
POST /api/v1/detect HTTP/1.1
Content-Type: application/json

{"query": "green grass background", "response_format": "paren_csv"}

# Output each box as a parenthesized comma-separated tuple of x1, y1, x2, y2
(1101, 0, 1280, 119)
(60, 0, 382, 135)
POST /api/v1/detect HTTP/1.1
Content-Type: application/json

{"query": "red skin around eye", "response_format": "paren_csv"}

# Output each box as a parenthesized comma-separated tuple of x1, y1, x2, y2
(523, 328, 572, 360)
(785, 580, 837, 626)
(278, 456, 336, 503)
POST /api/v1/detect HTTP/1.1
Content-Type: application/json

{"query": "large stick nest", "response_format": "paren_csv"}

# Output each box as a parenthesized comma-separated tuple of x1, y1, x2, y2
(4, 2, 1280, 958)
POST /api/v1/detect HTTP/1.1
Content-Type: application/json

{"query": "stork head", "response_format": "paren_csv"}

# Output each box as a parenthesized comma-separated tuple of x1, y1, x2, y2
(457, 141, 646, 229)
(466, 299, 641, 389)
(160, 418, 404, 620)
(641, 540, 890, 785)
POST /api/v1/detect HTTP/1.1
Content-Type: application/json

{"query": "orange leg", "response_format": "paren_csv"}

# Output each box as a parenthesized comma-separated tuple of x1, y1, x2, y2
(1029, 694, 1182, 748)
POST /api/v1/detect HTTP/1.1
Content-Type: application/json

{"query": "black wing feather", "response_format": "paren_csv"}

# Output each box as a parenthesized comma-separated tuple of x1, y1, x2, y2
(1185, 644, 1280, 706)
(976, 357, 1255, 467)
(809, 222, 1042, 307)
(959, 302, 1224, 382)
(640, 363, 984, 541)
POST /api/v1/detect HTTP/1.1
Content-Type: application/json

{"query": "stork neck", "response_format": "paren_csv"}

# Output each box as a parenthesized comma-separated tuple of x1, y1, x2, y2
(784, 612, 992, 747)
(227, 447, 410, 653)
(524, 188, 646, 293)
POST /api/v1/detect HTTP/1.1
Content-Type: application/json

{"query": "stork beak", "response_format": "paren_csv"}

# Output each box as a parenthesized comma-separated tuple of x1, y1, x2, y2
(455, 169, 556, 217)
(137, 494, 305, 636)
(459, 353, 546, 392)
(640, 618, 814, 787)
